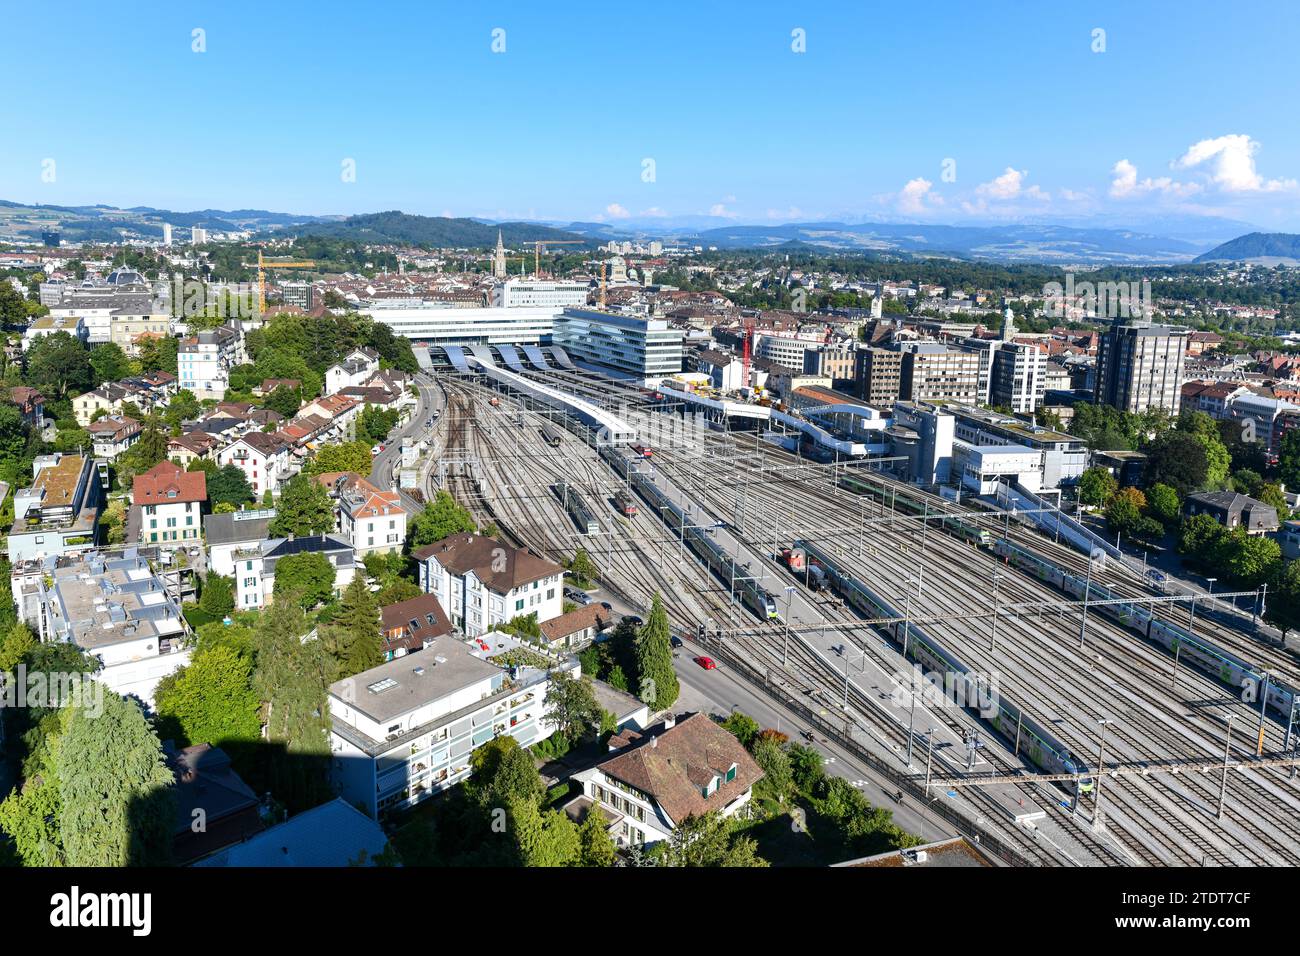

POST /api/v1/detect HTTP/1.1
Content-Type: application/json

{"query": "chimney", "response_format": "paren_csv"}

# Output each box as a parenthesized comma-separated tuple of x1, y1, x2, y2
(663, 713, 676, 730)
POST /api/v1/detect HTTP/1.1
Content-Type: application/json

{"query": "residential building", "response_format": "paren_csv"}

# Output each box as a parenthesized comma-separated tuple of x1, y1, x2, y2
(379, 592, 454, 660)
(233, 534, 355, 610)
(9, 386, 45, 427)
(1184, 491, 1279, 535)
(133, 460, 207, 546)
(567, 712, 763, 848)
(1224, 393, 1300, 456)
(216, 432, 292, 498)
(328, 637, 578, 817)
(989, 341, 1046, 414)
(205, 507, 277, 578)
(13, 550, 188, 704)
(279, 281, 313, 311)
(314, 472, 407, 555)
(87, 414, 141, 460)
(324, 347, 380, 395)
(195, 798, 390, 867)
(178, 324, 241, 399)
(554, 308, 684, 384)
(1094, 322, 1189, 414)
(166, 743, 264, 865)
(23, 314, 87, 350)
(414, 533, 565, 637)
(691, 348, 745, 391)
(539, 604, 610, 650)
(167, 431, 220, 467)
(899, 344, 980, 405)
(8, 453, 104, 561)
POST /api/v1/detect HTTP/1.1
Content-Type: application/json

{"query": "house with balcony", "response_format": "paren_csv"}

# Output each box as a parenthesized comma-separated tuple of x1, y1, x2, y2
(13, 549, 190, 704)
(216, 431, 293, 499)
(8, 453, 104, 562)
(414, 533, 565, 637)
(540, 604, 611, 650)
(9, 386, 45, 427)
(206, 507, 277, 578)
(178, 324, 242, 399)
(233, 533, 355, 610)
(328, 636, 578, 818)
(567, 712, 763, 849)
(133, 460, 207, 546)
(296, 393, 361, 441)
(314, 471, 407, 555)
(168, 431, 221, 468)
(88, 414, 141, 460)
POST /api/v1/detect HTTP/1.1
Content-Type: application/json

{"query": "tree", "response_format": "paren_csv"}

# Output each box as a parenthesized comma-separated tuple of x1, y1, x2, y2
(154, 644, 261, 748)
(408, 489, 476, 550)
(117, 415, 169, 483)
(251, 596, 333, 812)
(377, 577, 421, 606)
(307, 440, 374, 477)
(657, 811, 769, 867)
(1267, 560, 1300, 632)
(273, 552, 336, 609)
(1219, 528, 1282, 587)
(509, 796, 581, 867)
(543, 671, 602, 745)
(1143, 430, 1210, 496)
(58, 693, 177, 866)
(25, 332, 92, 399)
(89, 342, 131, 386)
(1179, 513, 1224, 564)
(470, 736, 544, 810)
(568, 547, 598, 588)
(263, 385, 302, 418)
(1145, 482, 1181, 527)
(634, 593, 678, 711)
(577, 806, 618, 866)
(0, 619, 36, 671)
(752, 735, 793, 804)
(322, 576, 383, 678)
(1077, 466, 1118, 508)
(1175, 409, 1230, 490)
(163, 389, 201, 429)
(1105, 487, 1146, 538)
(199, 573, 235, 618)
(268, 473, 334, 538)
(137, 335, 178, 375)
(207, 463, 255, 508)
(1279, 430, 1300, 492)
(721, 711, 760, 749)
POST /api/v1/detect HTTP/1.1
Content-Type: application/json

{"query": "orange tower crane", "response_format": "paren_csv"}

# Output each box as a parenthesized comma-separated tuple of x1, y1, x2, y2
(254, 249, 316, 315)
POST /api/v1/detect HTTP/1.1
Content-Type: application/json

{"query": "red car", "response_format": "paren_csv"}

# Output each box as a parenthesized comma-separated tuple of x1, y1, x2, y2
(694, 656, 716, 670)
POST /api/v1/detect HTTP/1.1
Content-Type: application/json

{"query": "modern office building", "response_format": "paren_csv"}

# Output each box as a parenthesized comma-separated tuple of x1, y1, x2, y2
(989, 341, 1046, 414)
(1094, 322, 1188, 414)
(856, 347, 905, 407)
(899, 344, 980, 405)
(554, 308, 684, 383)
(279, 281, 313, 311)
(328, 637, 579, 817)
(948, 405, 1089, 490)
(496, 279, 590, 309)
(362, 301, 560, 346)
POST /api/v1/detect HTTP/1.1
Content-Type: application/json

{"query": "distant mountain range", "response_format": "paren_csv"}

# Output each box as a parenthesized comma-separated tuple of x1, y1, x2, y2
(0, 197, 1274, 265)
(1194, 232, 1300, 264)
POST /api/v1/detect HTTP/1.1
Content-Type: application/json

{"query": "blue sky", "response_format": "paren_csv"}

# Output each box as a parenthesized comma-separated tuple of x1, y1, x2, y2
(4, 0, 1300, 229)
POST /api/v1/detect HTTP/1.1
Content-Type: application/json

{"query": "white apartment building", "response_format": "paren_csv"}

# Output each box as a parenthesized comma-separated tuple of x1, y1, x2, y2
(13, 551, 190, 705)
(178, 324, 241, 399)
(324, 347, 381, 395)
(414, 534, 565, 637)
(23, 315, 87, 351)
(232, 534, 355, 610)
(328, 637, 579, 818)
(216, 432, 292, 499)
(132, 460, 206, 546)
(205, 508, 277, 579)
(755, 332, 825, 371)
(316, 472, 408, 556)
(362, 301, 560, 346)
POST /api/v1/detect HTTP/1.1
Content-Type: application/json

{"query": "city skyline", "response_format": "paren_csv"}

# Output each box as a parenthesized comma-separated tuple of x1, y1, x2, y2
(3, 1, 1299, 230)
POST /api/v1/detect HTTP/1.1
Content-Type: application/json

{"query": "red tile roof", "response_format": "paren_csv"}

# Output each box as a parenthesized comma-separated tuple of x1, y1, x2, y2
(132, 460, 207, 505)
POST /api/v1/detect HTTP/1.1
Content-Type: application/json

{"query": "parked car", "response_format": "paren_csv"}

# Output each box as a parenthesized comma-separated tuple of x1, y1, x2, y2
(599, 601, 613, 612)
(670, 636, 684, 649)
(371, 445, 382, 456)
(565, 588, 593, 606)
(622, 614, 644, 627)
(694, 656, 716, 670)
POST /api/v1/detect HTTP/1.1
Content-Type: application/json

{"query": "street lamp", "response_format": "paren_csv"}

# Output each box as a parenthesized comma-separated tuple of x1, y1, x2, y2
(1093, 718, 1113, 825)
(782, 586, 797, 666)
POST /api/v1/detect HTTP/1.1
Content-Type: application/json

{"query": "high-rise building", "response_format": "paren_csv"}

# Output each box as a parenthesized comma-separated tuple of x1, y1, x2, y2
(554, 308, 684, 383)
(899, 344, 980, 405)
(191, 225, 207, 245)
(492, 231, 507, 279)
(855, 347, 904, 407)
(989, 341, 1046, 414)
(162, 222, 173, 246)
(1094, 323, 1188, 415)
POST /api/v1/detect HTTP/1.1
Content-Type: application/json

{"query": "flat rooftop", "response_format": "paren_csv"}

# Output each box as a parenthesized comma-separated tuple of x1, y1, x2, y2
(330, 636, 503, 725)
(32, 454, 86, 508)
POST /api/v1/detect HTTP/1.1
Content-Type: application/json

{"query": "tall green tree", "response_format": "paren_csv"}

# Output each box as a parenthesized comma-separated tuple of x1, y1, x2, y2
(322, 576, 383, 677)
(634, 593, 678, 711)
(1076, 466, 1118, 507)
(469, 736, 544, 810)
(542, 671, 602, 745)
(657, 811, 768, 867)
(207, 463, 256, 508)
(273, 552, 336, 609)
(307, 440, 374, 477)
(89, 343, 131, 386)
(268, 473, 335, 538)
(58, 694, 177, 866)
(577, 807, 618, 866)
(408, 490, 476, 550)
(510, 796, 581, 867)
(154, 643, 262, 747)
(251, 597, 333, 813)
(25, 332, 92, 399)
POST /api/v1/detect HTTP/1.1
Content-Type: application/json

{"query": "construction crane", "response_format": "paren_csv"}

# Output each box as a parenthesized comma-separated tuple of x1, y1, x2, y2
(741, 316, 756, 390)
(252, 249, 316, 315)
(530, 240, 584, 277)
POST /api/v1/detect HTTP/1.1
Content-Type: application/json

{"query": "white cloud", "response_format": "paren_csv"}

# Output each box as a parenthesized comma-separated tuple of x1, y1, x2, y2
(605, 203, 630, 219)
(1109, 158, 1200, 198)
(1173, 134, 1294, 192)
(766, 206, 804, 220)
(976, 167, 1026, 200)
(639, 206, 668, 217)
(708, 203, 733, 217)
(898, 177, 937, 215)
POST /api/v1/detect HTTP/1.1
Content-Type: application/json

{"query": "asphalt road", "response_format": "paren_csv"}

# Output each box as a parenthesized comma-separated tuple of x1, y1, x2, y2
(369, 372, 444, 506)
